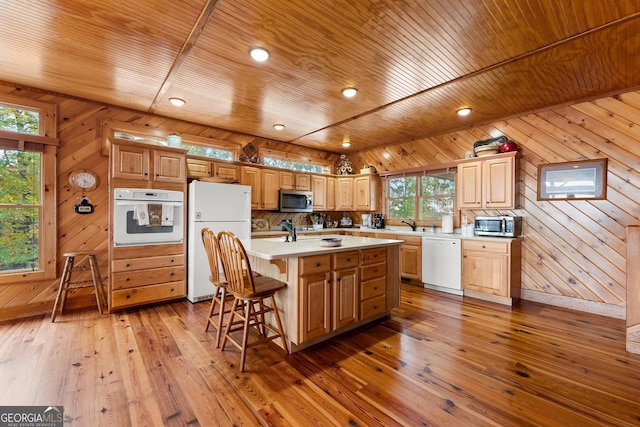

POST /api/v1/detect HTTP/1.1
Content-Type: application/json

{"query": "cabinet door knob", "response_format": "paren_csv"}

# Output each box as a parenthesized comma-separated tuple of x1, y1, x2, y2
(316, 262, 321, 267)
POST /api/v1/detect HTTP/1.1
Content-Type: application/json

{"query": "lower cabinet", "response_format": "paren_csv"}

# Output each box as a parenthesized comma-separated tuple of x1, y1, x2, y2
(110, 244, 186, 311)
(299, 251, 359, 342)
(360, 247, 387, 318)
(462, 238, 522, 305)
(399, 235, 422, 281)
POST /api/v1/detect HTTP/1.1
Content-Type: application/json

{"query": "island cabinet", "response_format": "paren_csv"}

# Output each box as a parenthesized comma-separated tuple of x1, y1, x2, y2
(109, 243, 186, 311)
(245, 235, 401, 352)
(299, 251, 359, 342)
(457, 151, 518, 209)
(111, 140, 186, 185)
(462, 238, 522, 306)
(360, 247, 387, 318)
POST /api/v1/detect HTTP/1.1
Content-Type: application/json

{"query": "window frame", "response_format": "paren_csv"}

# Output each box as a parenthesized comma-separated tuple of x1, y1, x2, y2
(383, 167, 457, 227)
(0, 95, 57, 283)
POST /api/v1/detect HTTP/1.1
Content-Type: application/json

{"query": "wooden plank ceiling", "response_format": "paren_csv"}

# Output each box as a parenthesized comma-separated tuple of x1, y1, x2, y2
(2, 0, 640, 153)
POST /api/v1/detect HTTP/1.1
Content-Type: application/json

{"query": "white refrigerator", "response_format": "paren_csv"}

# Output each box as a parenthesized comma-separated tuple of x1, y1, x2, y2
(187, 180, 252, 302)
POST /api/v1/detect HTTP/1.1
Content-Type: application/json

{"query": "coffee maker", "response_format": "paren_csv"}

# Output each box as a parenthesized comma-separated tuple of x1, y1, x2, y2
(373, 214, 385, 229)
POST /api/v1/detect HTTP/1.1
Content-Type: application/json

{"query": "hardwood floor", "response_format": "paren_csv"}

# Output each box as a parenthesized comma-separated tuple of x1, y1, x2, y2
(1, 284, 639, 426)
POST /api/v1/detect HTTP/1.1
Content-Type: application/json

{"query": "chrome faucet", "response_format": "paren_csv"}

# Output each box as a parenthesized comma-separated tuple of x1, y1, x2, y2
(401, 219, 417, 231)
(282, 221, 297, 242)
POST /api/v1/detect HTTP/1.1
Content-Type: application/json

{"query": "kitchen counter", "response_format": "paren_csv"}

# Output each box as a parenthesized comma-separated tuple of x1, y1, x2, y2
(247, 235, 402, 353)
(245, 234, 403, 260)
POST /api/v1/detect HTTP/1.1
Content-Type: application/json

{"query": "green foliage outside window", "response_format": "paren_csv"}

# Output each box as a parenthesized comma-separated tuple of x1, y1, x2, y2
(0, 106, 41, 272)
(387, 172, 455, 221)
(185, 144, 233, 160)
(263, 157, 327, 173)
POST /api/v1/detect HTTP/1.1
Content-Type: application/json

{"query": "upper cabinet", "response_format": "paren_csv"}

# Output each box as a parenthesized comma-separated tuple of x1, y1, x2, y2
(111, 140, 186, 185)
(312, 175, 327, 210)
(354, 175, 381, 212)
(187, 159, 239, 181)
(336, 177, 353, 210)
(281, 171, 311, 191)
(457, 152, 518, 209)
(241, 166, 263, 209)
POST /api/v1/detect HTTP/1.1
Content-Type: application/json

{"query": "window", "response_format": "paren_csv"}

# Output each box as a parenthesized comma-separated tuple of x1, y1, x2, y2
(387, 171, 455, 223)
(0, 96, 57, 282)
(261, 148, 332, 174)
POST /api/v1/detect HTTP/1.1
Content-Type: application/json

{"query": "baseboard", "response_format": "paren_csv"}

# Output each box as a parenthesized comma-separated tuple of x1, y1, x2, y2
(520, 289, 625, 319)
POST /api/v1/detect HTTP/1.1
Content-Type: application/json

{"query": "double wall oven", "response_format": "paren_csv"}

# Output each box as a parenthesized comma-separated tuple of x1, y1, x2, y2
(112, 188, 185, 246)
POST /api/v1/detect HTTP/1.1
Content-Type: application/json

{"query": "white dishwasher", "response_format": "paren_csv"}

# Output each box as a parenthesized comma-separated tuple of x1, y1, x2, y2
(421, 236, 463, 295)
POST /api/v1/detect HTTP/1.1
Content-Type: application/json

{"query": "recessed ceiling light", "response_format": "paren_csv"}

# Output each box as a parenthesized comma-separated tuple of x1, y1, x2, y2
(249, 46, 270, 62)
(169, 97, 186, 107)
(342, 141, 351, 148)
(457, 107, 472, 117)
(273, 123, 285, 131)
(342, 87, 358, 98)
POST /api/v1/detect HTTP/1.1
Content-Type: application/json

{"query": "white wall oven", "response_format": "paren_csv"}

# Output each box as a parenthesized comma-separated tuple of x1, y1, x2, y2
(113, 188, 184, 246)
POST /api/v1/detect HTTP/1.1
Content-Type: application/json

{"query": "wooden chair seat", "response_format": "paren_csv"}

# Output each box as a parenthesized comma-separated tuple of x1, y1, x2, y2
(217, 231, 288, 372)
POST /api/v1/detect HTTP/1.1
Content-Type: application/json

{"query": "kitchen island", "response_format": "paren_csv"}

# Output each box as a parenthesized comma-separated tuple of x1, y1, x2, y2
(244, 234, 403, 352)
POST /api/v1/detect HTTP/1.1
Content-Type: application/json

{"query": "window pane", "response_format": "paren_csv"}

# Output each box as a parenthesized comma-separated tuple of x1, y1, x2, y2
(389, 177, 416, 198)
(0, 207, 39, 272)
(388, 198, 415, 220)
(185, 145, 233, 160)
(419, 172, 455, 220)
(263, 156, 326, 173)
(0, 106, 40, 134)
(0, 150, 41, 204)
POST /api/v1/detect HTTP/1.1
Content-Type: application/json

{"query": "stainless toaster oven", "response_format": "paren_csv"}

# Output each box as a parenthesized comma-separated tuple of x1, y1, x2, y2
(474, 216, 522, 237)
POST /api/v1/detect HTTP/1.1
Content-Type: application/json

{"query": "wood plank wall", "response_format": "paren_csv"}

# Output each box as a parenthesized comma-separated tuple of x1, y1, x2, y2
(2, 81, 639, 321)
(353, 91, 640, 319)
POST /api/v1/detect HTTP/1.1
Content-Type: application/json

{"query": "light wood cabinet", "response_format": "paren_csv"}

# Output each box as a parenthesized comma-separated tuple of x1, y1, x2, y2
(326, 177, 336, 211)
(262, 169, 280, 210)
(360, 247, 387, 319)
(212, 161, 239, 181)
(332, 251, 359, 330)
(186, 158, 210, 178)
(110, 244, 185, 311)
(280, 171, 311, 191)
(241, 166, 262, 209)
(299, 254, 332, 341)
(298, 250, 360, 343)
(312, 175, 327, 210)
(400, 235, 422, 281)
(457, 151, 517, 209)
(112, 141, 186, 184)
(462, 238, 522, 305)
(336, 177, 353, 210)
(354, 174, 381, 211)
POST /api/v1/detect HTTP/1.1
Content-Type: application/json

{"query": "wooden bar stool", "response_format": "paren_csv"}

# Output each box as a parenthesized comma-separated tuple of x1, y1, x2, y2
(51, 251, 106, 322)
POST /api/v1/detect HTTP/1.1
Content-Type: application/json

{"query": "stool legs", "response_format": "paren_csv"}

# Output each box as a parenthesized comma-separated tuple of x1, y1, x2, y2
(52, 253, 106, 322)
(51, 255, 75, 322)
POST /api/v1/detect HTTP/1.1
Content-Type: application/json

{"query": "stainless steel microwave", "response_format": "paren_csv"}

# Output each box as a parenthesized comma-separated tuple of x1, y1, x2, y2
(279, 190, 313, 213)
(474, 216, 522, 237)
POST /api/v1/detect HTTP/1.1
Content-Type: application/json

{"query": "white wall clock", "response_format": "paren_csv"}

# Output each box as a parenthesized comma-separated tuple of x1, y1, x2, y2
(68, 169, 99, 192)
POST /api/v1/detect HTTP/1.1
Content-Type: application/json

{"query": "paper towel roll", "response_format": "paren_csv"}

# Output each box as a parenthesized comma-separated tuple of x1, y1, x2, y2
(442, 214, 454, 233)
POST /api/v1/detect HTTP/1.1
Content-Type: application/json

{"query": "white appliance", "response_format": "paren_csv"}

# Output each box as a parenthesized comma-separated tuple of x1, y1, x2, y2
(421, 236, 462, 295)
(187, 181, 251, 302)
(113, 188, 185, 246)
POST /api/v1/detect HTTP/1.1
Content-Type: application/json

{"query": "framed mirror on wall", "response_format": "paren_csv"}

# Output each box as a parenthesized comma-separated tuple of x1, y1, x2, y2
(537, 158, 608, 201)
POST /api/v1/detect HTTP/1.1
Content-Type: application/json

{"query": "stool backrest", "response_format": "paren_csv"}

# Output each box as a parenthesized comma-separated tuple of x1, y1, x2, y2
(217, 231, 255, 295)
(201, 228, 224, 285)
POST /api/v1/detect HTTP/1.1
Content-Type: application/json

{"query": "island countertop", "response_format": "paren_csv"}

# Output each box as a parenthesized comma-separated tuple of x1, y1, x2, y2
(245, 234, 403, 260)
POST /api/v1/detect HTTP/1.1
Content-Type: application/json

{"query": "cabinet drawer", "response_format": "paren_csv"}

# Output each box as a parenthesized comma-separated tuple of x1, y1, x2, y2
(112, 266, 185, 290)
(333, 251, 359, 269)
(361, 277, 386, 299)
(361, 247, 386, 265)
(463, 240, 509, 254)
(402, 235, 422, 245)
(361, 264, 385, 281)
(111, 281, 185, 309)
(360, 295, 386, 319)
(112, 254, 184, 272)
(300, 254, 331, 275)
